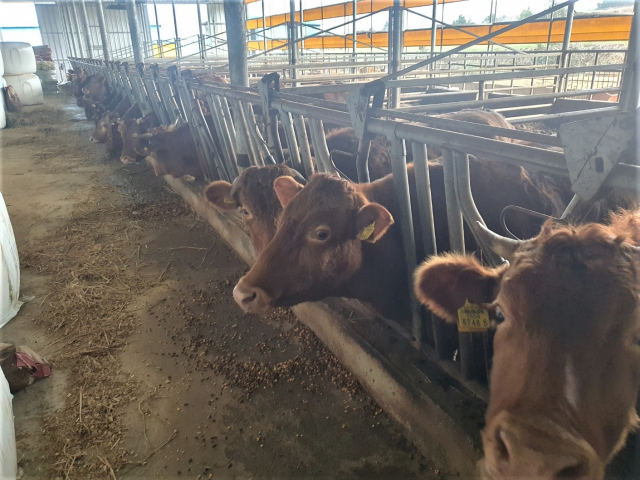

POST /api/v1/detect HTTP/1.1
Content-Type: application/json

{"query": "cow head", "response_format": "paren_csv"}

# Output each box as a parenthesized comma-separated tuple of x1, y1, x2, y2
(233, 173, 394, 314)
(118, 113, 159, 164)
(204, 165, 306, 255)
(91, 111, 116, 144)
(414, 211, 640, 480)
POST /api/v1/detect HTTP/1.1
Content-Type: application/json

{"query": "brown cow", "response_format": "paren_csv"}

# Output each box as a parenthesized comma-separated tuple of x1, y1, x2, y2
(82, 75, 109, 120)
(105, 103, 142, 156)
(136, 114, 223, 179)
(204, 165, 306, 256)
(231, 149, 630, 322)
(118, 112, 160, 164)
(413, 210, 640, 480)
(90, 96, 132, 143)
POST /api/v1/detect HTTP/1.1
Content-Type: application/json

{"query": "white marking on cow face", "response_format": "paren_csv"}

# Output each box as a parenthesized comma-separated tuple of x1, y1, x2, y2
(564, 356, 579, 409)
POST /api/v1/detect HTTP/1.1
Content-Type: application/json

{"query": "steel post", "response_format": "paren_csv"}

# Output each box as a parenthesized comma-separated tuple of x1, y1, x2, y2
(389, 138, 422, 346)
(70, 0, 85, 57)
(196, 0, 205, 60)
(171, 0, 180, 57)
(125, 0, 144, 65)
(289, 0, 298, 82)
(261, 0, 268, 51)
(95, 0, 110, 61)
(223, 0, 249, 87)
(79, 0, 93, 58)
(153, 0, 163, 58)
(556, 2, 575, 92)
(390, 0, 403, 108)
(430, 0, 438, 70)
(352, 0, 357, 67)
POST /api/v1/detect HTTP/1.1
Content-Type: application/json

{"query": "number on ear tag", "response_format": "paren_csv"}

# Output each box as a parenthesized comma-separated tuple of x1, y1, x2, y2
(457, 300, 490, 333)
(223, 196, 236, 204)
(358, 222, 376, 241)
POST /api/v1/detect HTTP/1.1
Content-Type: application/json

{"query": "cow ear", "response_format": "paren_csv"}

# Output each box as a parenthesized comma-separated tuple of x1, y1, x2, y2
(204, 181, 237, 211)
(356, 203, 394, 243)
(273, 176, 303, 208)
(414, 255, 506, 324)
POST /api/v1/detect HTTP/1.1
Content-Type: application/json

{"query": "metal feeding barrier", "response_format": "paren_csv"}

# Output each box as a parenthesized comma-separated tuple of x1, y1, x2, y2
(72, 52, 638, 392)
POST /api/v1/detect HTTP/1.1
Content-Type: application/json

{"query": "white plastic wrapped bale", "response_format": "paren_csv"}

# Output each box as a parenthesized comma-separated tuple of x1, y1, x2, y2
(0, 45, 4, 77)
(0, 42, 36, 75)
(0, 192, 22, 328)
(0, 367, 17, 480)
(2, 73, 43, 106)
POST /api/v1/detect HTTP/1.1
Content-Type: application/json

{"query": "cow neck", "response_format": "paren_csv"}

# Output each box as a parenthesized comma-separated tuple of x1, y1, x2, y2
(340, 177, 411, 321)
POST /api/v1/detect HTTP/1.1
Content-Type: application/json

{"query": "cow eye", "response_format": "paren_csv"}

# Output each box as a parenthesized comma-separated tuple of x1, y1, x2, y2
(240, 208, 251, 217)
(495, 306, 505, 324)
(315, 229, 330, 241)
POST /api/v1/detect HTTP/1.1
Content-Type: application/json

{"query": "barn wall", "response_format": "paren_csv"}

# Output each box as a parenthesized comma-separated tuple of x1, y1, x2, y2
(36, 2, 153, 82)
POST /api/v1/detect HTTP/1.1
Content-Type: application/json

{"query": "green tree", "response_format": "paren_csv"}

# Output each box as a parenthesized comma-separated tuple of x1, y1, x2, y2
(452, 15, 468, 25)
(597, 0, 634, 9)
(518, 7, 533, 20)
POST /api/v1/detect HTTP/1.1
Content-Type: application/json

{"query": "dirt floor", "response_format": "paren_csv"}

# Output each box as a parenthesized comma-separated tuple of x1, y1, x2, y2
(0, 95, 444, 479)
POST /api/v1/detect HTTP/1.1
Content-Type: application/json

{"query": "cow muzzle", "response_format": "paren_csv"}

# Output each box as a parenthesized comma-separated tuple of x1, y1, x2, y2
(121, 156, 135, 165)
(481, 411, 603, 480)
(233, 278, 272, 314)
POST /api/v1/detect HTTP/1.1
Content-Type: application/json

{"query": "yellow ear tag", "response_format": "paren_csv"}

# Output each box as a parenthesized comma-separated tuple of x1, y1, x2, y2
(223, 196, 236, 204)
(358, 222, 376, 241)
(457, 300, 490, 333)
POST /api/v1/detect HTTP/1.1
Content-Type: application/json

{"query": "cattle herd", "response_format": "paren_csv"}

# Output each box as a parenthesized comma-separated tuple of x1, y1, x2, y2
(68, 67, 639, 480)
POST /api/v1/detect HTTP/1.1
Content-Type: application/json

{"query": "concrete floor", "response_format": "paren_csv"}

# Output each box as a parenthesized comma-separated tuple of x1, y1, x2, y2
(0, 94, 446, 479)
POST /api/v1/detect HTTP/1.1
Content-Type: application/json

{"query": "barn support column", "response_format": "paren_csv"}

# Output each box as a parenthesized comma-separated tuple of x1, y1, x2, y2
(430, 0, 438, 69)
(171, 0, 180, 57)
(261, 0, 268, 51)
(196, 0, 205, 59)
(352, 0, 357, 71)
(79, 0, 93, 58)
(95, 0, 110, 61)
(125, 0, 144, 65)
(390, 0, 403, 108)
(556, 2, 575, 92)
(223, 0, 249, 87)
(289, 0, 299, 83)
(70, 0, 85, 57)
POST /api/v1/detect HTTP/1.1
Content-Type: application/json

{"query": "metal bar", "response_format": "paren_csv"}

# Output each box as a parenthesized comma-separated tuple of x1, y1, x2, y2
(95, 0, 110, 61)
(309, 118, 337, 174)
(230, 98, 254, 174)
(262, 0, 268, 51)
(620, 2, 639, 111)
(60, 1, 78, 58)
(388, 138, 422, 346)
(152, 0, 163, 58)
(411, 142, 437, 258)
(70, 0, 85, 57)
(196, 0, 205, 60)
(171, 0, 180, 57)
(352, 0, 357, 68)
(125, 0, 144, 65)
(556, 2, 576, 93)
(430, 0, 437, 68)
(208, 94, 237, 168)
(380, 0, 577, 83)
(390, 0, 403, 109)
(293, 114, 314, 177)
(289, 0, 298, 83)
(280, 110, 303, 171)
(79, 0, 93, 59)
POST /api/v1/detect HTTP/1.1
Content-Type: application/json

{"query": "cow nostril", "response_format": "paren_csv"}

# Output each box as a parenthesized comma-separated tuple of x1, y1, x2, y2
(555, 462, 589, 479)
(241, 291, 257, 305)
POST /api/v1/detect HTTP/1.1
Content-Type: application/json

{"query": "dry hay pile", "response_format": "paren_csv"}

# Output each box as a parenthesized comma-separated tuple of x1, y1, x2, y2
(21, 191, 155, 478)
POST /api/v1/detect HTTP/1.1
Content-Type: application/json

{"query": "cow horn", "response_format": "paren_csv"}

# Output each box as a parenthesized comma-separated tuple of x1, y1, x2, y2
(289, 169, 307, 186)
(474, 221, 522, 262)
(134, 133, 154, 140)
(136, 117, 144, 124)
